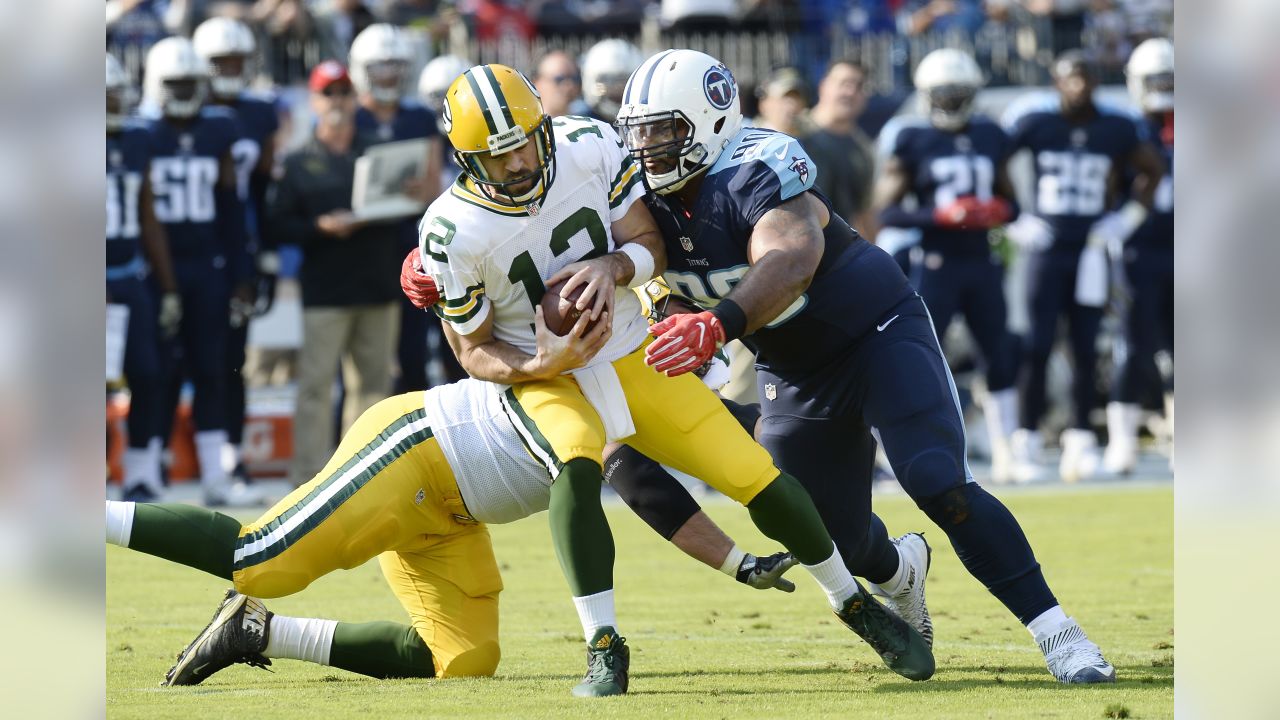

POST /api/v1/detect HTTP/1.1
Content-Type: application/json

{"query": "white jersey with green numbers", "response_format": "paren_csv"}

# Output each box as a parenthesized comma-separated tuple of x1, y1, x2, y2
(419, 115, 649, 365)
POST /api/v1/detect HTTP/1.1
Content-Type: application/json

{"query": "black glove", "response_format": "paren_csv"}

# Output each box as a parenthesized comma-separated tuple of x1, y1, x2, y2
(736, 551, 797, 592)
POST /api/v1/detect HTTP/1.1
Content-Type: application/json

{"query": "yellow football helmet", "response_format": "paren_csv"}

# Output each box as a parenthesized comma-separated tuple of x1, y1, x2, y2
(443, 64, 556, 207)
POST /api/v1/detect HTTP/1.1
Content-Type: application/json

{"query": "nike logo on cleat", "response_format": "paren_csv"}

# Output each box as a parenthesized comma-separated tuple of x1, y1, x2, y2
(877, 315, 900, 332)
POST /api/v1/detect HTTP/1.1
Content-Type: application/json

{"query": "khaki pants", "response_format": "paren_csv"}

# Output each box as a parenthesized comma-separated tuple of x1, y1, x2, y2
(290, 303, 398, 486)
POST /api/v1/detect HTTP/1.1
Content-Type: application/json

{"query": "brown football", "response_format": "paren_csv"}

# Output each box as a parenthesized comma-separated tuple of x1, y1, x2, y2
(540, 280, 602, 337)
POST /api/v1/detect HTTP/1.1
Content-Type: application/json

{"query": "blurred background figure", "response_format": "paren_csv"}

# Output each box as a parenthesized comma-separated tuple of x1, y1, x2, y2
(532, 49, 589, 117)
(802, 58, 876, 235)
(1103, 37, 1173, 476)
(268, 62, 401, 487)
(660, 0, 738, 33)
(193, 16, 283, 491)
(313, 0, 379, 62)
(753, 66, 812, 137)
(417, 53, 471, 188)
(580, 39, 645, 125)
(349, 23, 444, 394)
(142, 36, 260, 506)
(107, 52, 182, 502)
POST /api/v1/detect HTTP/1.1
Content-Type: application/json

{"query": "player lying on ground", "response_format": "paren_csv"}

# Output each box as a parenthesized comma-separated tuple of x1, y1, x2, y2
(106, 376, 799, 687)
(415, 64, 933, 695)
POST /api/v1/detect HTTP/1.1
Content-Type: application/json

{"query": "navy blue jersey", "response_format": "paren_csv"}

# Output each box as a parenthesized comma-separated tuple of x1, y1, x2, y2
(1129, 116, 1173, 248)
(224, 92, 279, 199)
(880, 115, 1012, 256)
(143, 106, 240, 259)
(106, 121, 153, 269)
(644, 126, 914, 373)
(1003, 95, 1143, 249)
(355, 100, 439, 143)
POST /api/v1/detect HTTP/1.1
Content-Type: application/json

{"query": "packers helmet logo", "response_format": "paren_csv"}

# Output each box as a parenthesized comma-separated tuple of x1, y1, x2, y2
(441, 99, 453, 134)
(703, 65, 735, 110)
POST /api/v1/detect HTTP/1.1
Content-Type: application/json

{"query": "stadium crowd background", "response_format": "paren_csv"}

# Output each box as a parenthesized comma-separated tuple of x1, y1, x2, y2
(105, 0, 1175, 502)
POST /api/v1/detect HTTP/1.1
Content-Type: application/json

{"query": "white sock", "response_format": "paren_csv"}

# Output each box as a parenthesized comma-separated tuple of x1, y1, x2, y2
(985, 387, 1019, 450)
(195, 430, 229, 487)
(802, 545, 859, 610)
(571, 589, 617, 641)
(1026, 605, 1070, 640)
(106, 500, 135, 547)
(221, 441, 242, 476)
(263, 615, 338, 665)
(875, 546, 909, 597)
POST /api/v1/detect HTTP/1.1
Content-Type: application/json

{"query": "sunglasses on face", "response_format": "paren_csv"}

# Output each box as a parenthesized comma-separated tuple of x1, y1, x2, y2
(551, 74, 580, 85)
(322, 84, 354, 98)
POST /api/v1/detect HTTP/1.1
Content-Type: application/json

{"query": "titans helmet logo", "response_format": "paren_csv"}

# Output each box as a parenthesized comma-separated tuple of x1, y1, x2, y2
(703, 65, 735, 110)
(789, 156, 810, 185)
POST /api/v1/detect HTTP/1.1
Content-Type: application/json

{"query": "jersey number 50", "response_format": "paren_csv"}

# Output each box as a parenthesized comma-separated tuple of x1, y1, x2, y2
(151, 156, 219, 224)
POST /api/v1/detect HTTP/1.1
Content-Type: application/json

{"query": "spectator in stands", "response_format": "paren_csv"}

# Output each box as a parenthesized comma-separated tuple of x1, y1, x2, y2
(464, 0, 536, 42)
(268, 62, 402, 487)
(801, 59, 877, 233)
(752, 66, 813, 138)
(1020, 0, 1088, 56)
(532, 50, 589, 117)
(312, 0, 379, 63)
(899, 0, 988, 36)
(107, 0, 180, 62)
(660, 0, 738, 33)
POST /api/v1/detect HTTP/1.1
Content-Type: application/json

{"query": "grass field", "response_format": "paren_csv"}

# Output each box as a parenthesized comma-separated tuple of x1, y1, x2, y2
(107, 485, 1173, 719)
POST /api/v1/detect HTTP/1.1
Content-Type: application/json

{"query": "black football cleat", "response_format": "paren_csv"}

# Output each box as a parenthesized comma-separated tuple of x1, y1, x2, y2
(571, 626, 629, 697)
(164, 589, 273, 686)
(835, 583, 935, 681)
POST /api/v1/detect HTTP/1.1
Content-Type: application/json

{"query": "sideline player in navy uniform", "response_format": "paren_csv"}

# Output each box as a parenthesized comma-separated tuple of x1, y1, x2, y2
(194, 17, 283, 492)
(350, 23, 444, 393)
(1002, 51, 1165, 482)
(1103, 39, 1175, 474)
(618, 48, 1116, 683)
(141, 36, 253, 506)
(108, 52, 183, 502)
(875, 49, 1023, 483)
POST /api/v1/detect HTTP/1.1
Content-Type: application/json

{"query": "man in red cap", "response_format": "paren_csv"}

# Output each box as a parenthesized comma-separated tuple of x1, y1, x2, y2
(269, 60, 404, 487)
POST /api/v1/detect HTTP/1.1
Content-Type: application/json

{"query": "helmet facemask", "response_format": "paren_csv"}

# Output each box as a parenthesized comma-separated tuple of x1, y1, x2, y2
(925, 84, 978, 131)
(208, 54, 250, 99)
(618, 110, 711, 195)
(1138, 71, 1174, 113)
(454, 115, 557, 207)
(365, 59, 408, 103)
(161, 77, 206, 118)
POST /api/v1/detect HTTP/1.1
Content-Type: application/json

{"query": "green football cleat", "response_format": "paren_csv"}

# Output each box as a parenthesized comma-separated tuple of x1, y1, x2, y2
(571, 627, 629, 697)
(164, 589, 273, 686)
(835, 584, 935, 681)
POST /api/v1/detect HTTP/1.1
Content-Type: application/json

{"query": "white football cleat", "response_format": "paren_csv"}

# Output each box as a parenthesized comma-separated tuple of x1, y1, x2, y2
(1102, 402, 1140, 476)
(1059, 429, 1100, 483)
(204, 478, 269, 508)
(869, 533, 933, 648)
(1010, 429, 1047, 483)
(1037, 617, 1116, 684)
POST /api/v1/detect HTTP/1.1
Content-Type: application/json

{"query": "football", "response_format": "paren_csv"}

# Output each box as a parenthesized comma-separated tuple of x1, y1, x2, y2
(540, 280, 602, 337)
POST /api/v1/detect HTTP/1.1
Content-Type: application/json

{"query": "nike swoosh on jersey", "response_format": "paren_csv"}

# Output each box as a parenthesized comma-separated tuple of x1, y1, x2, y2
(876, 315, 900, 332)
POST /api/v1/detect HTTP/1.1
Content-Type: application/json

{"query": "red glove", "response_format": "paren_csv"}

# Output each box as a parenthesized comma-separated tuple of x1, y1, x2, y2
(974, 197, 1013, 227)
(933, 197, 984, 228)
(400, 247, 440, 309)
(645, 311, 725, 377)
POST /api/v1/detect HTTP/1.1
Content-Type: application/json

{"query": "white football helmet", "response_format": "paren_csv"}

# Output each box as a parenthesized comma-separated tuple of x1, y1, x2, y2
(144, 37, 208, 119)
(1126, 38, 1174, 113)
(581, 39, 645, 124)
(107, 53, 132, 131)
(417, 54, 471, 118)
(193, 17, 256, 99)
(615, 49, 743, 195)
(913, 48, 984, 132)
(350, 23, 414, 104)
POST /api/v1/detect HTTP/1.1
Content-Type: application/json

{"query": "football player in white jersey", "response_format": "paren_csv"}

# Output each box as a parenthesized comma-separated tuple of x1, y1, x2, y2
(414, 64, 934, 695)
(106, 379, 798, 687)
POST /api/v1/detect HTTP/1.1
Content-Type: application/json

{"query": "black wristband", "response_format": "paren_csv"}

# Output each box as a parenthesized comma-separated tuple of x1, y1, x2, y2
(711, 299, 748, 342)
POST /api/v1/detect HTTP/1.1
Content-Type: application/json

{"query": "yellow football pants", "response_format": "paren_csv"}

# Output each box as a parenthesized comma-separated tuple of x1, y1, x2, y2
(231, 393, 502, 678)
(509, 340, 778, 504)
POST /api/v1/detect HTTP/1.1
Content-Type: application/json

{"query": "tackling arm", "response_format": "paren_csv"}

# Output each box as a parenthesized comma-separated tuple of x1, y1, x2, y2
(728, 191, 827, 335)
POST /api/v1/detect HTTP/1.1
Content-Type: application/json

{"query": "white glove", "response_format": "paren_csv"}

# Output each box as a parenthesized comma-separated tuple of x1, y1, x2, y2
(158, 292, 182, 338)
(1086, 201, 1149, 260)
(698, 350, 731, 391)
(1075, 245, 1109, 307)
(1005, 213, 1054, 251)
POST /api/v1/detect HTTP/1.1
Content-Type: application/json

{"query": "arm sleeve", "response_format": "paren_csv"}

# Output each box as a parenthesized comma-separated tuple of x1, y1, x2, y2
(731, 134, 818, 226)
(604, 444, 701, 540)
(419, 213, 490, 334)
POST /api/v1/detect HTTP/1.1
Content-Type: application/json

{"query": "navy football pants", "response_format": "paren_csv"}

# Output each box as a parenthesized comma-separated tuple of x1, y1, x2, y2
(1113, 244, 1174, 404)
(757, 294, 1058, 624)
(914, 253, 1019, 392)
(109, 275, 163, 450)
(160, 256, 230, 435)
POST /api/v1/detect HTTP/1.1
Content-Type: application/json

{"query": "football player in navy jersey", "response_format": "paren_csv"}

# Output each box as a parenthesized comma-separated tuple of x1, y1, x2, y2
(108, 52, 182, 502)
(1002, 51, 1165, 482)
(1103, 39, 1175, 475)
(350, 24, 445, 393)
(194, 17, 283, 492)
(141, 37, 255, 506)
(618, 49, 1116, 683)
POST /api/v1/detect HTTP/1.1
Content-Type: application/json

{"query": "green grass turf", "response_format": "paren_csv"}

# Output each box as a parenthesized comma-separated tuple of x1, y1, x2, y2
(107, 485, 1172, 719)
